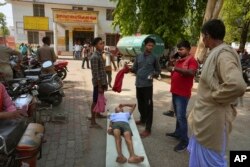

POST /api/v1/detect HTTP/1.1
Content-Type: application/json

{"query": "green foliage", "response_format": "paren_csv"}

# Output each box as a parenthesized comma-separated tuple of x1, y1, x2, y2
(111, 0, 207, 48)
(184, 0, 207, 45)
(111, 0, 140, 36)
(0, 2, 6, 6)
(0, 12, 9, 36)
(221, 0, 250, 43)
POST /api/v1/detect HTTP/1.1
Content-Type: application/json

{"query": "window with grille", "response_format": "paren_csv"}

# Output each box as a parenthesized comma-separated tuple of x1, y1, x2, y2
(72, 6, 83, 10)
(33, 4, 45, 17)
(87, 7, 94, 11)
(106, 34, 117, 46)
(16, 22, 24, 34)
(27, 31, 39, 44)
(106, 9, 114, 21)
(45, 32, 54, 44)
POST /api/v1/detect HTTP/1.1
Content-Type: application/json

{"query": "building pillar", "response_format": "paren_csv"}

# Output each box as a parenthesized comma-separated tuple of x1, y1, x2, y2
(69, 29, 73, 51)
(53, 22, 58, 55)
(94, 23, 98, 38)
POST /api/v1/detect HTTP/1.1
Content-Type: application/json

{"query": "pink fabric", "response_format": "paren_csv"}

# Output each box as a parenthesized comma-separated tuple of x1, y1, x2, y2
(112, 65, 130, 93)
(0, 83, 16, 112)
(93, 93, 106, 113)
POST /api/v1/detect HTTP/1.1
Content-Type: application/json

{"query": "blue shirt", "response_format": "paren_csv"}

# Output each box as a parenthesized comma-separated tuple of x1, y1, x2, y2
(132, 54, 161, 87)
(110, 112, 131, 123)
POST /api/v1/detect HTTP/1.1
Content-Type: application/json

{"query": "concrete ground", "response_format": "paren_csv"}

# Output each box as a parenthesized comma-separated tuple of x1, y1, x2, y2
(38, 57, 250, 167)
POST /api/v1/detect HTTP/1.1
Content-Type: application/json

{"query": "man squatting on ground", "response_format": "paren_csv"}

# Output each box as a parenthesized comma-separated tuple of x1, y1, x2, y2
(107, 103, 144, 164)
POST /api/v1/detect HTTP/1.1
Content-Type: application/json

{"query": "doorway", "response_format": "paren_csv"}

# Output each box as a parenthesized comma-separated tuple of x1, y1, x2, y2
(73, 31, 94, 45)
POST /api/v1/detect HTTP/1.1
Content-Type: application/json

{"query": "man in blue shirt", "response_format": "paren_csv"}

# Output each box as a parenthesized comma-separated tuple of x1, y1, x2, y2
(107, 103, 144, 164)
(132, 38, 161, 138)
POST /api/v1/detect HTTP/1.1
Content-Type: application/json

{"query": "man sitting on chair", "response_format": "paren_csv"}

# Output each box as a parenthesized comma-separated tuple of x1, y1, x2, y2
(107, 103, 144, 164)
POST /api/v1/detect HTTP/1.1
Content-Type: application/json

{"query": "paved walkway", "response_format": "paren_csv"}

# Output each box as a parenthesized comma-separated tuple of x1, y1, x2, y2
(38, 57, 250, 167)
(37, 59, 90, 167)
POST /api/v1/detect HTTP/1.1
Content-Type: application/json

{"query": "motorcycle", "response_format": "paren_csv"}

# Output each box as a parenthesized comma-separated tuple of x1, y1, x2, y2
(159, 56, 168, 69)
(9, 60, 65, 106)
(11, 54, 68, 81)
(54, 60, 69, 80)
(23, 58, 69, 80)
(34, 73, 64, 106)
(4, 78, 39, 123)
(0, 119, 44, 167)
(194, 63, 203, 83)
(241, 59, 250, 86)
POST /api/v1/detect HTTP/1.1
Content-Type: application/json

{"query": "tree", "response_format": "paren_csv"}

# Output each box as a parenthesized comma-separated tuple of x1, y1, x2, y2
(184, 0, 207, 45)
(0, 2, 6, 6)
(221, 0, 250, 53)
(195, 0, 224, 61)
(111, 0, 190, 48)
(0, 12, 9, 46)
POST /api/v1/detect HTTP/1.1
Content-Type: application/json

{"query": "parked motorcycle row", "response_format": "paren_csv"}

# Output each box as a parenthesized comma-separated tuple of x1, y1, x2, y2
(241, 58, 250, 86)
(194, 58, 250, 86)
(0, 55, 69, 167)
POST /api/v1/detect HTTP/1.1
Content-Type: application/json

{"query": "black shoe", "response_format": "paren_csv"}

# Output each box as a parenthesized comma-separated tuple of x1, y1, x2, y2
(165, 132, 180, 139)
(174, 141, 188, 152)
(163, 110, 175, 117)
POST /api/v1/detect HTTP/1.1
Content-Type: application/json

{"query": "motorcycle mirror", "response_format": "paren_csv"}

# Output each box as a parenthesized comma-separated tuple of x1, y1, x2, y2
(12, 83, 19, 89)
(42, 61, 53, 69)
(20, 79, 27, 85)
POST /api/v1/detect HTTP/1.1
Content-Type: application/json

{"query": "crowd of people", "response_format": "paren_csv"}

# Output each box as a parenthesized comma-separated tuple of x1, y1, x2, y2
(0, 19, 247, 166)
(19, 43, 40, 57)
(89, 19, 247, 166)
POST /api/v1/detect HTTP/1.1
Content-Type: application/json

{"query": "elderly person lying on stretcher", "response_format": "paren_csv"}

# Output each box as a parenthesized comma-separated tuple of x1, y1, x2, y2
(107, 103, 144, 164)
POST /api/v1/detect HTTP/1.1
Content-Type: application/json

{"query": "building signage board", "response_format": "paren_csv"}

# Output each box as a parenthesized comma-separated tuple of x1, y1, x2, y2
(74, 27, 94, 31)
(23, 16, 49, 31)
(53, 10, 97, 23)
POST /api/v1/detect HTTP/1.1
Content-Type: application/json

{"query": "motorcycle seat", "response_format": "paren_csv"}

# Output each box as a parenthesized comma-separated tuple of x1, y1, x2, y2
(0, 119, 28, 155)
(8, 78, 28, 83)
(16, 123, 44, 150)
(24, 68, 41, 73)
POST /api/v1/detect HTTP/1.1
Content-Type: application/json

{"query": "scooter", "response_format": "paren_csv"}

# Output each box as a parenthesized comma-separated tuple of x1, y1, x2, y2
(20, 61, 65, 106)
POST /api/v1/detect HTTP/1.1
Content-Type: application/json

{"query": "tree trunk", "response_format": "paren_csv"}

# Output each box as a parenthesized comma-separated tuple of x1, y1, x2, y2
(239, 20, 250, 53)
(195, 0, 224, 61)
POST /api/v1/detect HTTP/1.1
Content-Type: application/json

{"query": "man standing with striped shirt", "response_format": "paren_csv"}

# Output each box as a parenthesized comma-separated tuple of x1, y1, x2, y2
(90, 37, 108, 127)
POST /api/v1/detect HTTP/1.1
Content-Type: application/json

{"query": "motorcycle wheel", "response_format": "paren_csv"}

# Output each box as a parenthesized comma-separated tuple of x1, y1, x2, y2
(57, 69, 67, 80)
(51, 93, 63, 106)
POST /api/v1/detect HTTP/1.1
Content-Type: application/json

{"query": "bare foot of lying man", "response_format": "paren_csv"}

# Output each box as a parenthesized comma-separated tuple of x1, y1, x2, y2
(116, 155, 127, 164)
(107, 103, 144, 164)
(128, 155, 144, 163)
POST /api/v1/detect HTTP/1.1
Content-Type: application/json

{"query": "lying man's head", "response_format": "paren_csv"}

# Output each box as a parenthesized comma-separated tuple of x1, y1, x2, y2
(115, 105, 124, 113)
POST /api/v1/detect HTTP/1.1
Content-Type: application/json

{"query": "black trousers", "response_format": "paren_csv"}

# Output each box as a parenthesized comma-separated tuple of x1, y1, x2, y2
(82, 57, 90, 68)
(136, 86, 153, 132)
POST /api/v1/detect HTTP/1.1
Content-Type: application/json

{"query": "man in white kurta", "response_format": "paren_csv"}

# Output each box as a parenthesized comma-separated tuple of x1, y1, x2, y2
(188, 19, 247, 167)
